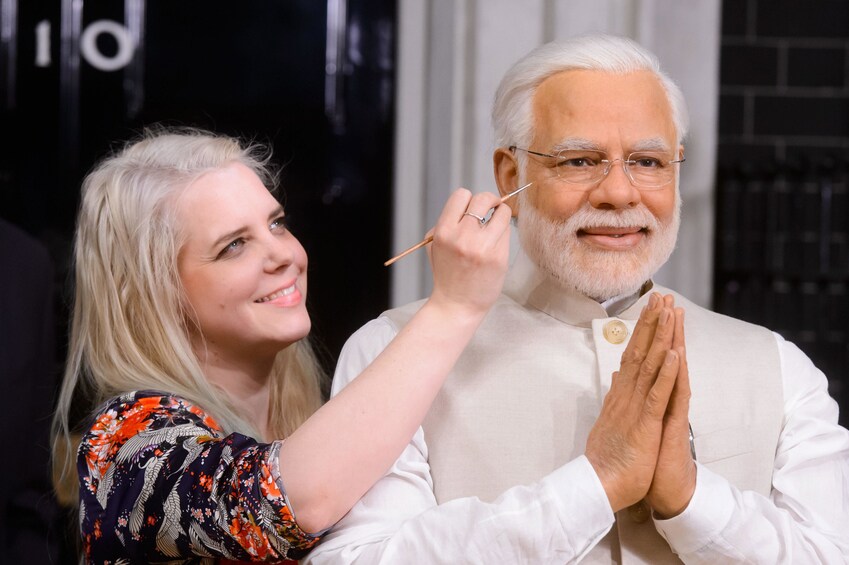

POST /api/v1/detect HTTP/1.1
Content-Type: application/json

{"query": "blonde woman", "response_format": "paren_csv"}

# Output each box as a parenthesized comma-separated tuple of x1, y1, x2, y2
(52, 128, 512, 562)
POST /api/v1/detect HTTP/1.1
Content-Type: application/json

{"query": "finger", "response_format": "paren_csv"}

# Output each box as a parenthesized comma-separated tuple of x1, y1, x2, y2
(485, 201, 512, 233)
(456, 194, 512, 255)
(454, 202, 512, 268)
(423, 226, 436, 262)
(667, 344, 691, 420)
(644, 349, 680, 419)
(620, 293, 663, 374)
(645, 304, 675, 360)
(634, 306, 675, 397)
(436, 188, 474, 228)
(669, 308, 689, 416)
(464, 192, 506, 222)
(664, 310, 688, 417)
(486, 203, 513, 257)
(672, 307, 686, 353)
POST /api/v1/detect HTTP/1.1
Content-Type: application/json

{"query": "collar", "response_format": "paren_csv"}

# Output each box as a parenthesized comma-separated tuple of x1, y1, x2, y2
(600, 289, 645, 316)
(504, 248, 655, 327)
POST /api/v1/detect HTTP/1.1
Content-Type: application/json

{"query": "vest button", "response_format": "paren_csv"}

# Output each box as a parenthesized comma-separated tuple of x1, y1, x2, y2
(603, 319, 628, 344)
(628, 499, 650, 523)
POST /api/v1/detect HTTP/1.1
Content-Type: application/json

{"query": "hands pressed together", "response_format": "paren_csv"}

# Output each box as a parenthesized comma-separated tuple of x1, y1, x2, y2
(585, 293, 697, 519)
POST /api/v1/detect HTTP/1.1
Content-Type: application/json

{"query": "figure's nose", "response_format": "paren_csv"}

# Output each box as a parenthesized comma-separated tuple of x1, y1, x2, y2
(587, 159, 641, 210)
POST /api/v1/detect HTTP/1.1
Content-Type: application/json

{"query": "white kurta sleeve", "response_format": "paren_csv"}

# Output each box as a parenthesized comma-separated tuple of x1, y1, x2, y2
(654, 333, 849, 563)
(304, 317, 616, 565)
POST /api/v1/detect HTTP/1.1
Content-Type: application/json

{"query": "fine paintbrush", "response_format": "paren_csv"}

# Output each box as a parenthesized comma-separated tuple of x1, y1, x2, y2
(384, 182, 533, 266)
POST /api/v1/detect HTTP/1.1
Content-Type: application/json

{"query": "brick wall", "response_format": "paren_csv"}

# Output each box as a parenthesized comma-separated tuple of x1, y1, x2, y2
(716, 0, 849, 425)
(719, 0, 849, 164)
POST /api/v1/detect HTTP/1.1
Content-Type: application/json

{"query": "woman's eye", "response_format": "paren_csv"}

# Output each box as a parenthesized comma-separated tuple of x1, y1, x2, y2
(216, 238, 245, 259)
(270, 216, 288, 232)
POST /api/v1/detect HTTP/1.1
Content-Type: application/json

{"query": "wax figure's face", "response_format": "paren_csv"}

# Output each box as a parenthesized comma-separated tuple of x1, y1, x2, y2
(176, 162, 310, 359)
(495, 69, 683, 301)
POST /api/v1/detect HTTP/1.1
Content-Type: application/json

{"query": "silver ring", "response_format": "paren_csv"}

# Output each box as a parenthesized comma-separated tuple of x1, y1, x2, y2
(463, 211, 487, 225)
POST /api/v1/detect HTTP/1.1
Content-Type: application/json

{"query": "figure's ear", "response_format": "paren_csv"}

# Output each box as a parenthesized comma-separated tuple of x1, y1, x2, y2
(493, 147, 521, 218)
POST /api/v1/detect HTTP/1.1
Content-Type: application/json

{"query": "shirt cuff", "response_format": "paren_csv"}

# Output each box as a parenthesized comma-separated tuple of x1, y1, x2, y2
(653, 462, 735, 555)
(542, 455, 615, 553)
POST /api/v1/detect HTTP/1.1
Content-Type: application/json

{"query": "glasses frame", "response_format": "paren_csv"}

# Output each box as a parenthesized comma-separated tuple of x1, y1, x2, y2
(509, 145, 685, 189)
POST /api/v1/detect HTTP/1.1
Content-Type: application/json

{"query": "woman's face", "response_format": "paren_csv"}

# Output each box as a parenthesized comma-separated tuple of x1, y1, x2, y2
(175, 162, 310, 362)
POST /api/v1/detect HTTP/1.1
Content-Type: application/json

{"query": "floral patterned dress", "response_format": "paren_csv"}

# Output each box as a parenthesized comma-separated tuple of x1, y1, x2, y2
(77, 391, 322, 564)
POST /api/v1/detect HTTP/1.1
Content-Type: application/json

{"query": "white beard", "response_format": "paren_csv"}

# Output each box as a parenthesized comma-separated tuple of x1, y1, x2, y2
(517, 194, 681, 301)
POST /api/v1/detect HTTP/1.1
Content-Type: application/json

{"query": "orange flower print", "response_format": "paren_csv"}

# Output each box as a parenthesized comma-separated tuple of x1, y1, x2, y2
(198, 472, 212, 492)
(259, 461, 282, 500)
(229, 514, 274, 559)
(188, 403, 221, 431)
(93, 519, 102, 540)
(85, 399, 159, 477)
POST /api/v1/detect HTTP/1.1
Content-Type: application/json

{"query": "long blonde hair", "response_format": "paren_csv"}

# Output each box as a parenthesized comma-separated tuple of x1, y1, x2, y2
(52, 127, 324, 503)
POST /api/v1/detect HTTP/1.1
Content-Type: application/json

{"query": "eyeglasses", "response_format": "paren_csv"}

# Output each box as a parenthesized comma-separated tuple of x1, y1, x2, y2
(510, 146, 685, 190)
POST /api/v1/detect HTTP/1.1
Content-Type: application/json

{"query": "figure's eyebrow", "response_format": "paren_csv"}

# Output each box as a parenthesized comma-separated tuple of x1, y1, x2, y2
(630, 137, 672, 153)
(550, 137, 673, 155)
(550, 138, 603, 153)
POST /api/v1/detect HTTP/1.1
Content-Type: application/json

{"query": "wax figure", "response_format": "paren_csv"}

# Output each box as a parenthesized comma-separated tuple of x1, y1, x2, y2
(50, 128, 514, 562)
(306, 35, 849, 564)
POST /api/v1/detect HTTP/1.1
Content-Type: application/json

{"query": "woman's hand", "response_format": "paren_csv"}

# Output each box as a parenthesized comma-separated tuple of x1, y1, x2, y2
(427, 188, 512, 319)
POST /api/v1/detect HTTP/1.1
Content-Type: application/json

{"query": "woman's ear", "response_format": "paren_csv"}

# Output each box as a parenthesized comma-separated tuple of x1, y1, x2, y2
(493, 147, 521, 218)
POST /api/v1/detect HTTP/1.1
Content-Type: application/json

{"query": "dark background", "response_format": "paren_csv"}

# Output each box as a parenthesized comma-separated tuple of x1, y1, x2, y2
(1, 0, 396, 376)
(715, 0, 849, 427)
(0, 1, 395, 561)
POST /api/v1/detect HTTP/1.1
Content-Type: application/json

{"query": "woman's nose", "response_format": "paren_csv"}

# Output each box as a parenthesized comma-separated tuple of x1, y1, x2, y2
(263, 233, 295, 271)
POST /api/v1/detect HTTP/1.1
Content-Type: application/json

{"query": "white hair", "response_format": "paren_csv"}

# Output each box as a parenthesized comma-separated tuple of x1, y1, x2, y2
(492, 34, 689, 151)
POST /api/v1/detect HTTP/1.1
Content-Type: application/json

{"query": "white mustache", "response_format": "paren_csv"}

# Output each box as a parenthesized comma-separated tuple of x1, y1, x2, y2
(564, 204, 662, 232)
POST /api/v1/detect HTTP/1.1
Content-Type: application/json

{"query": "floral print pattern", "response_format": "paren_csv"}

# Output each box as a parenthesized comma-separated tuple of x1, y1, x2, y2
(78, 391, 320, 563)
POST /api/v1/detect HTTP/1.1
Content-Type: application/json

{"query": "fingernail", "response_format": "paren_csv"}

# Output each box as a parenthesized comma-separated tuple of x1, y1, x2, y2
(649, 294, 657, 308)
(660, 309, 670, 325)
(665, 350, 677, 364)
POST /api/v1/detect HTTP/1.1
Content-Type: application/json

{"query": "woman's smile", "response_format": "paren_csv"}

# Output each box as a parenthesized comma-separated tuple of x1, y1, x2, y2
(255, 282, 302, 306)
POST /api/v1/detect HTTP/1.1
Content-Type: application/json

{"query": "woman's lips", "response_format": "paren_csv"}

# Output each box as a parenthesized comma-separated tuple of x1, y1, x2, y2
(255, 282, 302, 307)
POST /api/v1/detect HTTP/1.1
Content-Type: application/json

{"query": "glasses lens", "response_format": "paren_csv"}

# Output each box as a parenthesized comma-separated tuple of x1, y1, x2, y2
(550, 150, 679, 189)
(552, 150, 606, 186)
(626, 152, 677, 188)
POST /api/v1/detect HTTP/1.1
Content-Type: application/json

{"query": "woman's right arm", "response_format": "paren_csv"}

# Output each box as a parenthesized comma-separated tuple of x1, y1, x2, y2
(278, 188, 512, 533)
